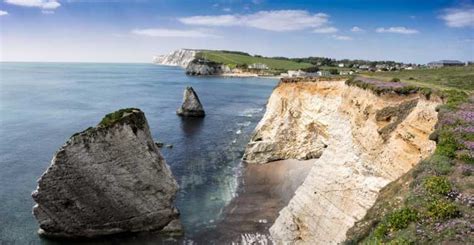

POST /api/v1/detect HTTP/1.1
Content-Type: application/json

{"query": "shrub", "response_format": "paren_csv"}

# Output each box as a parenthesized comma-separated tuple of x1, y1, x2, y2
(430, 156, 453, 175)
(423, 176, 452, 195)
(329, 68, 339, 75)
(419, 87, 432, 98)
(387, 236, 414, 245)
(386, 208, 418, 230)
(99, 108, 140, 127)
(442, 90, 469, 109)
(435, 130, 459, 158)
(427, 199, 459, 220)
(372, 208, 418, 240)
(390, 77, 401, 82)
(302, 66, 320, 73)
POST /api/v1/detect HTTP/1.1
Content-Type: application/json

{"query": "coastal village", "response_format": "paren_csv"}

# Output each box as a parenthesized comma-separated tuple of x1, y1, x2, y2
(277, 59, 472, 78)
(154, 49, 473, 78)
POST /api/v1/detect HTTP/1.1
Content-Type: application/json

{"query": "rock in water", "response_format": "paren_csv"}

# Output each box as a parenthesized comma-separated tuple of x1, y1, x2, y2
(176, 87, 205, 117)
(32, 108, 181, 238)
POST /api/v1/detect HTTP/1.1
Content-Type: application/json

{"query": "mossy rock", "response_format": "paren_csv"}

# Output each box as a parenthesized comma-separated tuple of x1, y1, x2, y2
(98, 108, 144, 128)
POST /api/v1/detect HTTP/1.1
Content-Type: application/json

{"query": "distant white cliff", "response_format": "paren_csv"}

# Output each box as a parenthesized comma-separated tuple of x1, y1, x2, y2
(153, 49, 197, 68)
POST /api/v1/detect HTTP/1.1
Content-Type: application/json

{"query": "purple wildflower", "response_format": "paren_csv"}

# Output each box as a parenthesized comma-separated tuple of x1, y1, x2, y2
(463, 141, 474, 151)
(455, 126, 474, 134)
(457, 111, 474, 123)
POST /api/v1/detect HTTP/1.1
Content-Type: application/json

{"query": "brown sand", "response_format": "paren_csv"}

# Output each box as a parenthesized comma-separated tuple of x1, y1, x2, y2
(198, 159, 314, 243)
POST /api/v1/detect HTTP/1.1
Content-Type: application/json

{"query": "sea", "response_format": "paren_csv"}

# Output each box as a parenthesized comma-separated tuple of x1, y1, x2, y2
(0, 62, 278, 244)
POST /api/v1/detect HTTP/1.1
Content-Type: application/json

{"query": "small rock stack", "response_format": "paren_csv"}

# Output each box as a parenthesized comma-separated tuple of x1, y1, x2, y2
(177, 87, 205, 117)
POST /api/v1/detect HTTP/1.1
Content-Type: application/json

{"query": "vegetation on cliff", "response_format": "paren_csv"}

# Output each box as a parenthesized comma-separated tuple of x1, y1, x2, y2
(360, 65, 474, 91)
(345, 74, 473, 244)
(99, 108, 144, 128)
(195, 50, 312, 72)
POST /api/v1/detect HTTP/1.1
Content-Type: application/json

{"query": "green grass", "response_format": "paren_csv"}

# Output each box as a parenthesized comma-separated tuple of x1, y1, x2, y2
(196, 51, 313, 71)
(99, 108, 141, 127)
(360, 66, 474, 91)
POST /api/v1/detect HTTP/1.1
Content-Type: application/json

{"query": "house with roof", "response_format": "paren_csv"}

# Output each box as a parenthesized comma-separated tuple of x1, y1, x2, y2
(427, 60, 464, 68)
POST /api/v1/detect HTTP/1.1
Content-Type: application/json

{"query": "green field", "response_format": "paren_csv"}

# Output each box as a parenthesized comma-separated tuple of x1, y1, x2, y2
(360, 66, 474, 92)
(196, 51, 313, 71)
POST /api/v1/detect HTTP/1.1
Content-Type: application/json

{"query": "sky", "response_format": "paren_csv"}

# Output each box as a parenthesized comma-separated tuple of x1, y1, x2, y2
(0, 0, 473, 63)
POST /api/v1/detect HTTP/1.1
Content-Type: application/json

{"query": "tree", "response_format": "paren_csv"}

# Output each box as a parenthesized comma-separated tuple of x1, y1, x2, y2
(302, 66, 320, 73)
(329, 68, 339, 75)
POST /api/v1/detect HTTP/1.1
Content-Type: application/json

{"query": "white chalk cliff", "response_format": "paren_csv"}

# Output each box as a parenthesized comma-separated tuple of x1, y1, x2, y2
(153, 49, 197, 68)
(244, 78, 440, 244)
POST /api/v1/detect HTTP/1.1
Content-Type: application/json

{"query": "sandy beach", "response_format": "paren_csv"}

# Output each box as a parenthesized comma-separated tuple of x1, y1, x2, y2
(199, 159, 314, 243)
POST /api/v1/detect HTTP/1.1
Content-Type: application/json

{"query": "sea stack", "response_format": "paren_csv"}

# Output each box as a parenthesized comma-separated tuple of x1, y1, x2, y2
(177, 87, 205, 117)
(32, 108, 181, 238)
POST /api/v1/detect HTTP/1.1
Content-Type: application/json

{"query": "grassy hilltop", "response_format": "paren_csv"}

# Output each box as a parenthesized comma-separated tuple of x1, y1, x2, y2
(195, 50, 313, 72)
(360, 65, 474, 92)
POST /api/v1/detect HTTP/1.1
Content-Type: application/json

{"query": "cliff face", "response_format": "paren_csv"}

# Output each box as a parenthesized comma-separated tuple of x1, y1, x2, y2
(185, 59, 231, 76)
(244, 80, 439, 244)
(153, 49, 197, 68)
(32, 108, 180, 238)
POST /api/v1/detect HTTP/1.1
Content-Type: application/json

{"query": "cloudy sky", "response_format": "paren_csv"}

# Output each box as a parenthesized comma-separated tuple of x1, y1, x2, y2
(0, 0, 473, 63)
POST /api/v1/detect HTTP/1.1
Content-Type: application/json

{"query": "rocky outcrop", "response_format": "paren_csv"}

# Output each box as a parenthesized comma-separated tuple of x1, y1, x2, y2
(177, 87, 205, 117)
(32, 108, 181, 238)
(244, 80, 440, 244)
(185, 59, 231, 76)
(153, 49, 197, 68)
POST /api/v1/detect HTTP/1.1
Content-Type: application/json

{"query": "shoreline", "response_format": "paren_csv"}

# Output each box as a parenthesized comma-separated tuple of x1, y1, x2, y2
(153, 63, 281, 79)
(195, 159, 314, 243)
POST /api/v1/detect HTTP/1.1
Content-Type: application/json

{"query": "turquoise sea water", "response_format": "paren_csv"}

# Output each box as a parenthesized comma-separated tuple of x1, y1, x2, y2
(0, 62, 277, 244)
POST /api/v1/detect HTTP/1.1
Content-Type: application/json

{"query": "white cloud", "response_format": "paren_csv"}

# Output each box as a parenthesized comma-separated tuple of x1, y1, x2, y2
(0, 10, 8, 16)
(375, 26, 419, 34)
(312, 26, 338, 33)
(180, 14, 238, 27)
(332, 35, 352, 40)
(131, 28, 220, 38)
(222, 8, 231, 12)
(179, 10, 329, 32)
(5, 0, 61, 10)
(351, 26, 364, 32)
(440, 7, 474, 28)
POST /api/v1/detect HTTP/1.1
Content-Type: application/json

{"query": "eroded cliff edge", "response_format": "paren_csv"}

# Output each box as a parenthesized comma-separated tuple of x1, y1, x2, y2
(243, 78, 440, 244)
(32, 108, 181, 238)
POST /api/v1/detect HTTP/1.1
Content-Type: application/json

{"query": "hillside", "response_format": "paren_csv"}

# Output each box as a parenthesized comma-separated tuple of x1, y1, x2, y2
(360, 65, 474, 91)
(344, 73, 473, 244)
(195, 50, 313, 71)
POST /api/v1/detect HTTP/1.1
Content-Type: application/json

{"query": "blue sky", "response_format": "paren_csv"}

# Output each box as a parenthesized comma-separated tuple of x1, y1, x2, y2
(0, 0, 473, 63)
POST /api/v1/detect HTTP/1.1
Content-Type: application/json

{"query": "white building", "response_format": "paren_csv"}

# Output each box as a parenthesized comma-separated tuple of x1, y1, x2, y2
(339, 71, 354, 75)
(338, 63, 345, 68)
(248, 63, 269, 70)
(287, 70, 307, 77)
(317, 70, 331, 76)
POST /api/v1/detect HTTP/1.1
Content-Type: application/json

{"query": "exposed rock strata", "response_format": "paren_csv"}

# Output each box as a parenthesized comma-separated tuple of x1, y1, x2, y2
(32, 108, 181, 238)
(185, 59, 231, 76)
(153, 49, 196, 67)
(177, 87, 205, 117)
(244, 80, 439, 244)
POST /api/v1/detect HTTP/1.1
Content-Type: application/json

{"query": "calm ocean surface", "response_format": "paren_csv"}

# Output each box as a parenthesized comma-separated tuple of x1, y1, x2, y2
(0, 62, 277, 244)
